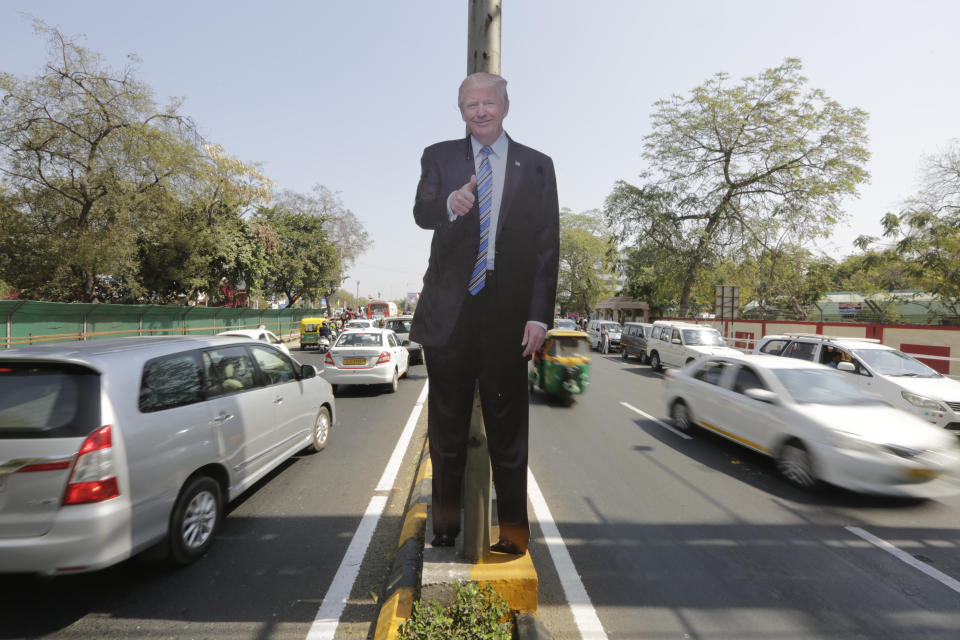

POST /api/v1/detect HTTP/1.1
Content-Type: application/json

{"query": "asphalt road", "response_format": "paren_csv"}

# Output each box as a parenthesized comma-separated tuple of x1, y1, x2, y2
(6, 345, 960, 640)
(528, 351, 960, 640)
(0, 347, 430, 640)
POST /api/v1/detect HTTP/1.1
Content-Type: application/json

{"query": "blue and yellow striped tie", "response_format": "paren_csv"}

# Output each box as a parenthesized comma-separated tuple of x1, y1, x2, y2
(468, 145, 493, 296)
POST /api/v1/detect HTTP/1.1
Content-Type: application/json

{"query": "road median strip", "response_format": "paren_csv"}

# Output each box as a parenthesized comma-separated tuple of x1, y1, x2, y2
(374, 410, 549, 639)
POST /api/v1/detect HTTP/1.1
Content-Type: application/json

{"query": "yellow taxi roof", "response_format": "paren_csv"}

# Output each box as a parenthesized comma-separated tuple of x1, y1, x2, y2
(546, 329, 589, 338)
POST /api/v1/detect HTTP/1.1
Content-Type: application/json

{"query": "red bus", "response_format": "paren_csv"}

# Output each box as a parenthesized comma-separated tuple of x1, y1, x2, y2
(367, 301, 398, 321)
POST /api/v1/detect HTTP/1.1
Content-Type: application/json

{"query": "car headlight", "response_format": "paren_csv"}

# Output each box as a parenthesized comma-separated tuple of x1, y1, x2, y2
(828, 430, 883, 454)
(901, 391, 947, 411)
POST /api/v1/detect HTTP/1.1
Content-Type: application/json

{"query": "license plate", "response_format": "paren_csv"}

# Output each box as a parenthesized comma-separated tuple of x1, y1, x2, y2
(343, 358, 366, 365)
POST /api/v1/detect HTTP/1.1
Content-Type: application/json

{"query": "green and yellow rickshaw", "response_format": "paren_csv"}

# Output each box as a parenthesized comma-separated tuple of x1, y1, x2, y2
(528, 329, 591, 403)
(299, 316, 330, 351)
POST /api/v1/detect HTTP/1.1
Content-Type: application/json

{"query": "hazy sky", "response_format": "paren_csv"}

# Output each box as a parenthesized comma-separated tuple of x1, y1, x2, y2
(2, 1, 958, 302)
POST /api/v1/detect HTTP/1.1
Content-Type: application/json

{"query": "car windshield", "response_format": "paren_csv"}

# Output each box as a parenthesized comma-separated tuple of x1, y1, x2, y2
(386, 319, 413, 333)
(346, 321, 369, 328)
(601, 323, 621, 332)
(556, 319, 576, 330)
(682, 329, 725, 346)
(772, 368, 885, 406)
(336, 332, 382, 347)
(549, 336, 590, 358)
(851, 347, 939, 378)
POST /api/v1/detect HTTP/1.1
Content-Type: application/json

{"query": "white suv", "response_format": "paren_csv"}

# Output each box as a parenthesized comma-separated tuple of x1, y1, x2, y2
(646, 321, 741, 371)
(755, 333, 960, 434)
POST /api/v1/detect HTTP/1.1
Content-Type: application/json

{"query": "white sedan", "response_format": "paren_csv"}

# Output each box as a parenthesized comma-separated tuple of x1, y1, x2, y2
(217, 328, 291, 356)
(664, 354, 960, 497)
(322, 329, 409, 393)
(342, 319, 377, 332)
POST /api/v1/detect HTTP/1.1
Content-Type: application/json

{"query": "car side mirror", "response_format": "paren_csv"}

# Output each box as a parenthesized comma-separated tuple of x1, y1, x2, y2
(672, 338, 682, 344)
(301, 364, 317, 379)
(744, 388, 779, 404)
(402, 339, 410, 346)
(837, 361, 855, 372)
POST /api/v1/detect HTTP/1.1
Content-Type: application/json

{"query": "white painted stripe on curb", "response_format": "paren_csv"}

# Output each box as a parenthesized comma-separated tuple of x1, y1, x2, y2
(846, 526, 960, 595)
(620, 401, 692, 440)
(528, 469, 609, 640)
(306, 380, 429, 640)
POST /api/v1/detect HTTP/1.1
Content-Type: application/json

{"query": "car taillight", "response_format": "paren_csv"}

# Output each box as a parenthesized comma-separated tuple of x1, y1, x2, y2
(376, 351, 391, 364)
(325, 352, 335, 365)
(63, 425, 120, 505)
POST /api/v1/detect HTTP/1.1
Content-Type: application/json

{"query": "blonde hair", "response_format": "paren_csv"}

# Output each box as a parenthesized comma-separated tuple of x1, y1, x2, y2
(458, 72, 509, 109)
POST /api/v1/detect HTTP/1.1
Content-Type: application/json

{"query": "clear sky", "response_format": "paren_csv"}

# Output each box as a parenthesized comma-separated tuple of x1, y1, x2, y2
(2, 1, 958, 302)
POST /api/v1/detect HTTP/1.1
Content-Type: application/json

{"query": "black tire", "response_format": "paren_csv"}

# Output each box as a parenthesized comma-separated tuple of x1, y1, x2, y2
(387, 369, 399, 393)
(168, 476, 222, 565)
(650, 351, 662, 372)
(685, 357, 695, 367)
(777, 439, 820, 490)
(310, 406, 331, 452)
(670, 400, 693, 432)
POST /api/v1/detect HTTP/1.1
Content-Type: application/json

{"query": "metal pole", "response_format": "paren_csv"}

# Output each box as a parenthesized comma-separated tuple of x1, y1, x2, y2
(462, 0, 501, 564)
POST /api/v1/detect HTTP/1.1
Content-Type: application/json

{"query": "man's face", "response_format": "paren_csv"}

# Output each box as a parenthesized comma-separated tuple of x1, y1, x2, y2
(460, 86, 508, 145)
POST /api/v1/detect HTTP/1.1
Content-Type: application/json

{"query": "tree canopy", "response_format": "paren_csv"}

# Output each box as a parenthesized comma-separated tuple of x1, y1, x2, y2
(0, 21, 366, 307)
(606, 58, 870, 314)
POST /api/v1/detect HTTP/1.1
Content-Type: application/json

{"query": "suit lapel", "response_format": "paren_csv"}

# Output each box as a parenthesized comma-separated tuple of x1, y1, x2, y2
(496, 136, 521, 237)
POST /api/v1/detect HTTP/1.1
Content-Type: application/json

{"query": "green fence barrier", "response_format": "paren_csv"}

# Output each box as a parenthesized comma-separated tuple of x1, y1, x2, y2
(1, 300, 320, 348)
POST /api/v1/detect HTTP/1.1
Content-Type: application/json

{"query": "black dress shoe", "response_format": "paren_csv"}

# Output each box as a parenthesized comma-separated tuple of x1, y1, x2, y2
(489, 540, 525, 555)
(431, 533, 456, 547)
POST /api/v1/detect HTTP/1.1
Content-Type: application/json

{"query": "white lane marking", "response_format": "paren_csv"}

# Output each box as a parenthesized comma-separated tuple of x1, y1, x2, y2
(306, 380, 429, 640)
(846, 526, 960, 595)
(528, 469, 609, 640)
(620, 401, 692, 440)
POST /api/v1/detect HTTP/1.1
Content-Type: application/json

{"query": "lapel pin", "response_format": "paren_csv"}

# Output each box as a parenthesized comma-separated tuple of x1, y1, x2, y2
(515, 161, 521, 166)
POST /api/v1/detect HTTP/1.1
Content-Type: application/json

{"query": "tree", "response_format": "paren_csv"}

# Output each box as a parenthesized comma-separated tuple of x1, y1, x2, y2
(136, 144, 273, 304)
(0, 20, 200, 301)
(272, 185, 371, 298)
(872, 141, 960, 318)
(556, 209, 618, 317)
(605, 58, 870, 315)
(252, 206, 339, 308)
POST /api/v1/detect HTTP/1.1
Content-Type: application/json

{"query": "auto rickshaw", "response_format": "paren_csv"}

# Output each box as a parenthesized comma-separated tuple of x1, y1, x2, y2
(299, 316, 331, 351)
(528, 329, 591, 403)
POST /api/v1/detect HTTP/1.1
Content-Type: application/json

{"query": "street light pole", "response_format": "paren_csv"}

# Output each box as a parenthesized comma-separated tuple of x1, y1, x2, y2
(462, 0, 501, 564)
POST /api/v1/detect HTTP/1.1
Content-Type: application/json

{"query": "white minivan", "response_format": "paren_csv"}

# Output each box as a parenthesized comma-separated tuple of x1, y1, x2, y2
(755, 333, 960, 434)
(0, 336, 335, 575)
(646, 321, 741, 371)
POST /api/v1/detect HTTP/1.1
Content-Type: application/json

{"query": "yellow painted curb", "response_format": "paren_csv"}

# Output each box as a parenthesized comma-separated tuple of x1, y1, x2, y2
(469, 550, 539, 614)
(373, 585, 414, 640)
(397, 502, 427, 548)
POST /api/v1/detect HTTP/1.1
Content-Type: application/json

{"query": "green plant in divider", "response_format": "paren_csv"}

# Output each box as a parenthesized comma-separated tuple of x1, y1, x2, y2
(397, 582, 513, 640)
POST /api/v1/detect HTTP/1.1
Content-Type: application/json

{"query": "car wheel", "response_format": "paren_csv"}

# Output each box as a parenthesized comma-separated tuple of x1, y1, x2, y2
(387, 369, 399, 393)
(777, 439, 820, 490)
(168, 476, 222, 565)
(670, 400, 694, 432)
(650, 351, 662, 372)
(309, 406, 331, 452)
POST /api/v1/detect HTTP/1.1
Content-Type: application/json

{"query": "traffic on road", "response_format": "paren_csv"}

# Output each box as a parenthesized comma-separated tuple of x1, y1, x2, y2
(3, 323, 960, 639)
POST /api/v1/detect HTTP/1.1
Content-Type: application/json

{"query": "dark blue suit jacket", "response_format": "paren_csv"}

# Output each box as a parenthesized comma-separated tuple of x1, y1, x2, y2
(410, 134, 559, 349)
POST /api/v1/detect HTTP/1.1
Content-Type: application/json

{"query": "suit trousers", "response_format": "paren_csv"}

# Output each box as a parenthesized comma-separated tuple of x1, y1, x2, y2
(423, 271, 530, 548)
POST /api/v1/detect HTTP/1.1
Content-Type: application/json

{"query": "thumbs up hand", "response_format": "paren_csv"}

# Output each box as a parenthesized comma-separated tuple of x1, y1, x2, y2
(449, 175, 477, 217)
